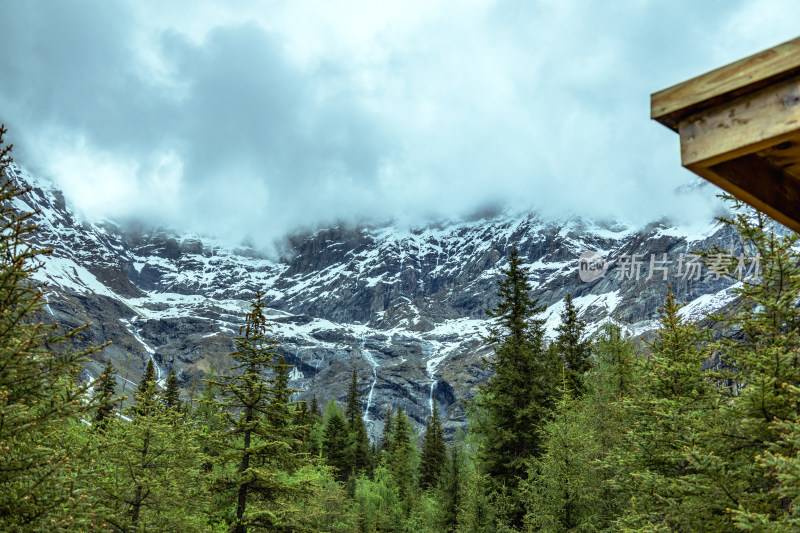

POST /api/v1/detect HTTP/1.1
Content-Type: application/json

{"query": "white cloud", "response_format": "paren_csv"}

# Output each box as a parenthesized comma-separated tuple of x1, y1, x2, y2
(0, 0, 798, 251)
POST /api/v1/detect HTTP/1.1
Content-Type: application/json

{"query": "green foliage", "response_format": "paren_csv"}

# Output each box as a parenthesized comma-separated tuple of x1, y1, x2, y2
(591, 321, 637, 402)
(346, 367, 362, 427)
(523, 376, 604, 532)
(387, 407, 418, 510)
(90, 393, 218, 531)
(0, 125, 108, 531)
(592, 205, 800, 530)
(606, 290, 725, 530)
(133, 359, 157, 417)
(455, 467, 496, 533)
(470, 246, 558, 525)
(310, 394, 321, 417)
(162, 368, 180, 410)
(708, 203, 800, 529)
(349, 414, 373, 479)
(353, 464, 404, 532)
(382, 404, 395, 454)
(344, 368, 373, 478)
(433, 441, 468, 533)
(554, 293, 592, 397)
(420, 398, 447, 491)
(204, 292, 308, 533)
(323, 410, 351, 481)
(93, 361, 119, 430)
(276, 463, 356, 532)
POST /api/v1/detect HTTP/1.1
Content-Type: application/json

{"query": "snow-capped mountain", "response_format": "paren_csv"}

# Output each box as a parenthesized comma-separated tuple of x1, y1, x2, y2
(6, 164, 744, 438)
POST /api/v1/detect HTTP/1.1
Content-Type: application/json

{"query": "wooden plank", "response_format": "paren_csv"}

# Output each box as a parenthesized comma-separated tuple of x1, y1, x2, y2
(757, 139, 800, 180)
(689, 155, 800, 233)
(652, 36, 800, 131)
(678, 75, 800, 167)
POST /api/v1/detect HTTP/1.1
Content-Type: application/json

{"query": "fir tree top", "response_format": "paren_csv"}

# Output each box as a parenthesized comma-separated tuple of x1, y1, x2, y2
(163, 368, 180, 410)
(485, 246, 545, 347)
(345, 366, 362, 428)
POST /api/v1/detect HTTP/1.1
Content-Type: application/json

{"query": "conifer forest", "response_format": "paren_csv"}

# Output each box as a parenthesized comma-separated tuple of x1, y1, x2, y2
(5, 114, 800, 533)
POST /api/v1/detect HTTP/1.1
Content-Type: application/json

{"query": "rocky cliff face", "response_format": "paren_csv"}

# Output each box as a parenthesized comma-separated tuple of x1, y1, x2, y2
(6, 164, 745, 438)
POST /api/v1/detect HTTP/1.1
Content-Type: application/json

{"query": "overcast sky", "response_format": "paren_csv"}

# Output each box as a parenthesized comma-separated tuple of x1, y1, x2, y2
(1, 1, 798, 250)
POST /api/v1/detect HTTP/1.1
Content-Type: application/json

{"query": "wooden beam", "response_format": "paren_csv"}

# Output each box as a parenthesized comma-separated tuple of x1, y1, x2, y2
(652, 36, 800, 131)
(690, 155, 800, 234)
(678, 75, 800, 167)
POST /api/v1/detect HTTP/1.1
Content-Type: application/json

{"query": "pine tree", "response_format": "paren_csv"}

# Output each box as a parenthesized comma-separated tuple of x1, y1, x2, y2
(0, 125, 108, 530)
(592, 321, 637, 401)
(349, 415, 372, 479)
(190, 365, 224, 474)
(435, 441, 467, 532)
(554, 293, 592, 397)
(93, 361, 119, 430)
(323, 409, 351, 481)
(523, 371, 604, 532)
(388, 406, 417, 510)
(133, 359, 157, 416)
(701, 202, 800, 529)
(264, 353, 295, 430)
(455, 468, 496, 533)
(470, 246, 558, 524)
(310, 394, 320, 418)
(587, 321, 639, 525)
(382, 404, 395, 455)
(345, 366, 361, 427)
(92, 379, 214, 531)
(610, 290, 721, 530)
(162, 368, 180, 410)
(205, 292, 306, 533)
(140, 359, 155, 390)
(343, 367, 372, 478)
(419, 397, 447, 491)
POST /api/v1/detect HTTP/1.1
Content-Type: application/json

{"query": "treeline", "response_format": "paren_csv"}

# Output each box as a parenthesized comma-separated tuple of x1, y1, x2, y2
(4, 118, 800, 532)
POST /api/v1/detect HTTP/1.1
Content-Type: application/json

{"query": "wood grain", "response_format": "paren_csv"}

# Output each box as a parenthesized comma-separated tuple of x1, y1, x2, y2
(678, 75, 800, 167)
(652, 36, 800, 131)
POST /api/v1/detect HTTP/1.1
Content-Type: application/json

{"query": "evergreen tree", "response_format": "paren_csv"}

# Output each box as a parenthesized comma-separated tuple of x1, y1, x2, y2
(554, 293, 592, 397)
(353, 464, 404, 532)
(592, 321, 637, 401)
(419, 398, 447, 491)
(523, 371, 604, 532)
(349, 414, 372, 478)
(0, 125, 108, 531)
(702, 203, 800, 529)
(205, 292, 306, 533)
(435, 438, 467, 532)
(470, 246, 558, 524)
(609, 290, 721, 530)
(388, 406, 417, 511)
(92, 381, 214, 531)
(264, 353, 295, 430)
(190, 365, 224, 474)
(162, 367, 180, 410)
(133, 359, 157, 416)
(140, 359, 155, 391)
(587, 321, 639, 525)
(345, 367, 362, 427)
(300, 396, 325, 458)
(456, 468, 496, 533)
(310, 394, 320, 418)
(382, 404, 395, 455)
(343, 368, 372, 478)
(323, 409, 351, 481)
(93, 361, 119, 430)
